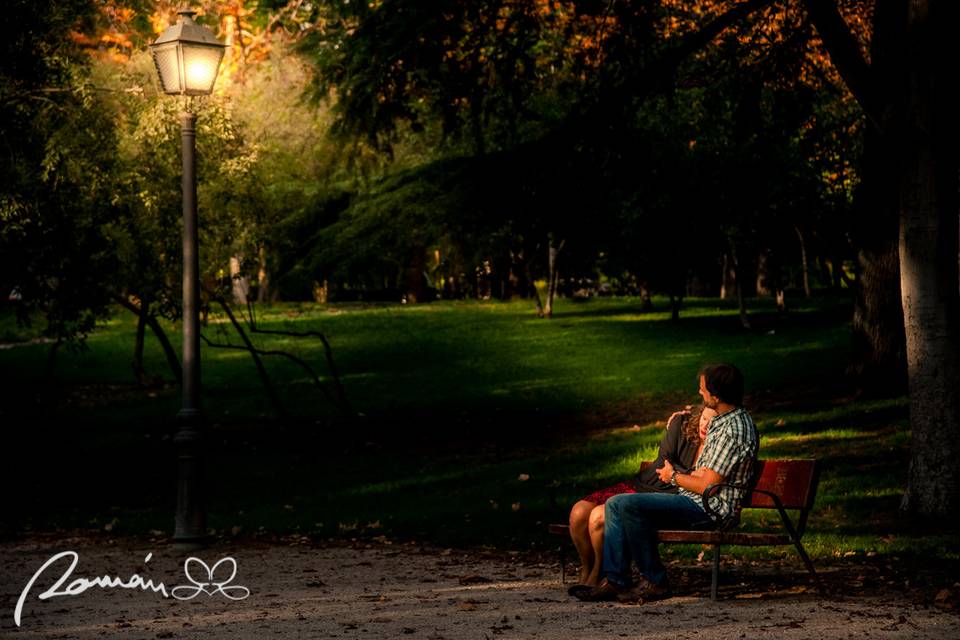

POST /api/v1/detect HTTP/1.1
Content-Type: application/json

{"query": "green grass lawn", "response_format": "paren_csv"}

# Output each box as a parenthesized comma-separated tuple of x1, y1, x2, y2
(0, 295, 852, 424)
(3, 295, 955, 569)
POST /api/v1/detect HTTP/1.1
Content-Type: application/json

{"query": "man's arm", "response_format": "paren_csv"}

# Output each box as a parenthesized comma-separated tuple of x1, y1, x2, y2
(656, 459, 724, 495)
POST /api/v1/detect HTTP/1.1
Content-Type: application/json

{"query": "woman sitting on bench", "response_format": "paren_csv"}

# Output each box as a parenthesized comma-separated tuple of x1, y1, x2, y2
(567, 405, 717, 589)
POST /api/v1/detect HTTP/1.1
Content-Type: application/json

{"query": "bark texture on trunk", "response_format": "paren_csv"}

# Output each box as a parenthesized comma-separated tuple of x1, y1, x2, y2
(898, 0, 960, 517)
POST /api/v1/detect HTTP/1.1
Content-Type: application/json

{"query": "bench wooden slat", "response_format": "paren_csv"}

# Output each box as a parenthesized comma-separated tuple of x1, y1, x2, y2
(550, 525, 793, 547)
(656, 530, 792, 546)
(745, 459, 818, 510)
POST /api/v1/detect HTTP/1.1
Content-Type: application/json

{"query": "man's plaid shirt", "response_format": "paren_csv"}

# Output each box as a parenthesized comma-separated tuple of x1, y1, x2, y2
(679, 406, 759, 521)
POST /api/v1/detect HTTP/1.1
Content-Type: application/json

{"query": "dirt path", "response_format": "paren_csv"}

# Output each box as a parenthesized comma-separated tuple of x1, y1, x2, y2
(1, 536, 957, 639)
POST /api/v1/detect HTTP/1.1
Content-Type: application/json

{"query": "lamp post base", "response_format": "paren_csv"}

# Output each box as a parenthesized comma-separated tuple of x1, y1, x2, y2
(173, 409, 206, 547)
(171, 537, 209, 553)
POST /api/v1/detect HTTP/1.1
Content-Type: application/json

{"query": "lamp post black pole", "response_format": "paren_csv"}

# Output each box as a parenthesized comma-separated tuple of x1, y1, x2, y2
(173, 109, 205, 548)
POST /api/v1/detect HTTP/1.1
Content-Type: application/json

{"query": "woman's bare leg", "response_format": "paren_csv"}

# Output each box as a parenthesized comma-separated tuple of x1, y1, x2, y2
(586, 505, 606, 586)
(568, 500, 597, 584)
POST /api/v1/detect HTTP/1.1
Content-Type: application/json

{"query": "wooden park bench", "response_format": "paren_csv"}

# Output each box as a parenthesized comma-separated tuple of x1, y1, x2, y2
(548, 459, 821, 599)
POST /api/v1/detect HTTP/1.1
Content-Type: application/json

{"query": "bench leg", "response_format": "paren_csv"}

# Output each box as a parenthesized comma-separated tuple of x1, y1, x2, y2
(711, 544, 721, 600)
(792, 539, 822, 594)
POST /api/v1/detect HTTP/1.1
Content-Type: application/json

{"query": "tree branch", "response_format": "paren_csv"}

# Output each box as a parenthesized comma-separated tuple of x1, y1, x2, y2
(199, 332, 348, 412)
(243, 300, 352, 412)
(112, 293, 182, 384)
(663, 0, 779, 69)
(212, 296, 289, 418)
(801, 0, 884, 129)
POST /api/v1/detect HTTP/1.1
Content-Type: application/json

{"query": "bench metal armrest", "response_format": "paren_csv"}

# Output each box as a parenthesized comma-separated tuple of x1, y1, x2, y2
(703, 483, 806, 542)
(702, 482, 748, 530)
(745, 487, 808, 541)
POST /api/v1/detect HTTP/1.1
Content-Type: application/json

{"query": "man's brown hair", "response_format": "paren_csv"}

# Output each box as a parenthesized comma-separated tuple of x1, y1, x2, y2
(698, 363, 744, 406)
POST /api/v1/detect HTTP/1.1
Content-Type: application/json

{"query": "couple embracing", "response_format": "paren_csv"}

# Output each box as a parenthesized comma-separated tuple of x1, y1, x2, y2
(568, 363, 759, 603)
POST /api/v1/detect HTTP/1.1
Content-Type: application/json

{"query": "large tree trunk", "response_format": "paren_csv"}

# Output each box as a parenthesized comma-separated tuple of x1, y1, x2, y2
(898, 0, 960, 517)
(839, 0, 908, 395)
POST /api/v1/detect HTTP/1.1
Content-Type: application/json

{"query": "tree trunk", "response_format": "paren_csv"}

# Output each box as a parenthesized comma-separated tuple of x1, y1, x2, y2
(669, 294, 681, 321)
(898, 0, 960, 517)
(544, 234, 564, 318)
(755, 249, 771, 297)
(256, 245, 269, 303)
(719, 253, 736, 299)
(215, 297, 288, 419)
(845, 0, 908, 396)
(405, 247, 426, 303)
(830, 255, 842, 289)
(230, 256, 250, 304)
(794, 225, 812, 298)
(113, 293, 182, 384)
(43, 338, 62, 381)
(132, 297, 148, 385)
(146, 314, 183, 385)
(639, 282, 653, 311)
(736, 281, 751, 330)
(730, 248, 752, 330)
(524, 259, 544, 318)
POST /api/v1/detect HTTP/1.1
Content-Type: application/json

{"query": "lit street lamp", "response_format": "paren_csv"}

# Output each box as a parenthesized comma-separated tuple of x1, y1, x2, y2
(150, 9, 225, 548)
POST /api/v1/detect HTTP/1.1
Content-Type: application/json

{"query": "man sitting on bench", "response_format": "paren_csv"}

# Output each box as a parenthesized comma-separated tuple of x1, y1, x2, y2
(576, 363, 759, 603)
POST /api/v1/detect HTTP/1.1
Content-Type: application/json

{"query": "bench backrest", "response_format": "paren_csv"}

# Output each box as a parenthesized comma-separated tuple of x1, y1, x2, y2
(743, 459, 818, 510)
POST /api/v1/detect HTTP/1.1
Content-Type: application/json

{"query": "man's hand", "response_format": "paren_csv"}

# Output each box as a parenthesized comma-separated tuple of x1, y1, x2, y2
(657, 459, 675, 483)
(658, 459, 726, 494)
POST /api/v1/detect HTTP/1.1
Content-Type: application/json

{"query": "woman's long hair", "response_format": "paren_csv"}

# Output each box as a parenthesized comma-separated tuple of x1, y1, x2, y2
(681, 405, 707, 445)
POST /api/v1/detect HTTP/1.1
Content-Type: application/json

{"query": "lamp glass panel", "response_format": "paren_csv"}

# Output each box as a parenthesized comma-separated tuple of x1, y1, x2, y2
(182, 44, 224, 94)
(151, 44, 183, 94)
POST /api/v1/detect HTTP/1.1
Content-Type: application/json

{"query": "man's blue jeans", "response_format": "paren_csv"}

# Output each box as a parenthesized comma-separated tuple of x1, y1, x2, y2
(602, 492, 716, 587)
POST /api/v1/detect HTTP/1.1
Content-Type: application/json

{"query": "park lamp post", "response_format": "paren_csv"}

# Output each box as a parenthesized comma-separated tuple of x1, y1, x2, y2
(149, 9, 225, 548)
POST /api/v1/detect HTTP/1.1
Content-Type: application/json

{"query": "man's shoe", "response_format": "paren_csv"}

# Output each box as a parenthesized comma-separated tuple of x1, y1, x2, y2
(574, 578, 630, 602)
(615, 576, 670, 604)
(566, 583, 593, 597)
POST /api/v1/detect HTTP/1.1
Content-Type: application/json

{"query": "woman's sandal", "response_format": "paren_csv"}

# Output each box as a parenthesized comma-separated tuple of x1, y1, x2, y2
(566, 583, 593, 597)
